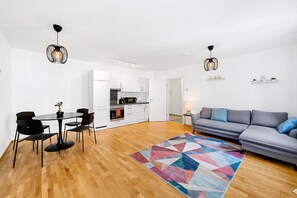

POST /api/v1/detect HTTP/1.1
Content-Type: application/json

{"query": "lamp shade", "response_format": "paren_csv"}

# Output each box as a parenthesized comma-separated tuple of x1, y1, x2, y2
(46, 45, 68, 64)
(204, 57, 218, 71)
(46, 24, 68, 64)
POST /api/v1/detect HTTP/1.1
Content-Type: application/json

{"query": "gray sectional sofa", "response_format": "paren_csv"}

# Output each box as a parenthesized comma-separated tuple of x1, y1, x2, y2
(192, 107, 297, 168)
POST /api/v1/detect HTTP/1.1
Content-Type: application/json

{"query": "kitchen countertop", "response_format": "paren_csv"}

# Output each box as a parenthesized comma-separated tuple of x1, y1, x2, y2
(110, 102, 149, 107)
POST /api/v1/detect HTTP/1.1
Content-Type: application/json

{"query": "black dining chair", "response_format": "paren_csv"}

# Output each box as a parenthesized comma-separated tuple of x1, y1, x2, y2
(13, 111, 52, 151)
(63, 108, 89, 142)
(13, 120, 58, 168)
(65, 113, 96, 152)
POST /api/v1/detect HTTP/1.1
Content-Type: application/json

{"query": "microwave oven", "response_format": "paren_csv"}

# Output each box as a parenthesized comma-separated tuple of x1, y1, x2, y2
(124, 97, 137, 103)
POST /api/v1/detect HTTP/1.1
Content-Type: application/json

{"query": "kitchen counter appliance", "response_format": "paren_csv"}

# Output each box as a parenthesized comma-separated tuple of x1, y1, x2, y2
(124, 97, 137, 104)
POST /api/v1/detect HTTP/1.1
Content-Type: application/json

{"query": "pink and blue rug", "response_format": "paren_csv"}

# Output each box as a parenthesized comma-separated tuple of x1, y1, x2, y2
(131, 133, 245, 198)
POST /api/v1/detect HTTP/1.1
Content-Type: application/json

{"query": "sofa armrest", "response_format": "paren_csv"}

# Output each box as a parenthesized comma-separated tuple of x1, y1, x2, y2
(191, 113, 201, 125)
(289, 129, 297, 139)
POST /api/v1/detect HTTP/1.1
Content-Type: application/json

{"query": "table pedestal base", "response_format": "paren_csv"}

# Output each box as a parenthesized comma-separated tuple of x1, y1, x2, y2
(44, 141, 74, 152)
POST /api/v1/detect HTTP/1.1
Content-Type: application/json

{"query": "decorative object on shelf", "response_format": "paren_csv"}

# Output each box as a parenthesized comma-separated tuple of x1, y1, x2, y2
(251, 75, 279, 84)
(55, 101, 64, 117)
(204, 45, 218, 71)
(207, 75, 225, 81)
(46, 24, 68, 64)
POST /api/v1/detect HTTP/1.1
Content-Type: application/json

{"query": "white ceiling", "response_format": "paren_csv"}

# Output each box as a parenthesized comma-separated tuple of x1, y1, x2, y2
(0, 0, 297, 70)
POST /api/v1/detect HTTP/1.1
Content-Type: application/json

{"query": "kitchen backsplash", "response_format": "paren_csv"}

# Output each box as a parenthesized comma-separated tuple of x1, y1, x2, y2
(118, 92, 149, 103)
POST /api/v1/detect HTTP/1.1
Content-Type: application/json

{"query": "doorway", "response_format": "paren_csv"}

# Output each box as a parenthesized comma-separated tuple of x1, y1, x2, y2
(167, 78, 183, 124)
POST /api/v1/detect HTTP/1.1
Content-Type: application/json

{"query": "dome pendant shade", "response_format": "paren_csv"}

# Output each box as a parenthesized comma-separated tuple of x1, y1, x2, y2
(46, 24, 68, 64)
(204, 45, 218, 71)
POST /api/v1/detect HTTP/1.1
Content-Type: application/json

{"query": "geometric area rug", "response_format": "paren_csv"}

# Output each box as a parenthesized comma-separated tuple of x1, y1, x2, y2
(130, 133, 245, 198)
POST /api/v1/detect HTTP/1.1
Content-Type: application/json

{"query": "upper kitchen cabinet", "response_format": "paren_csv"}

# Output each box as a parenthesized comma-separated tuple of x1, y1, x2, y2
(110, 73, 149, 92)
(92, 70, 110, 81)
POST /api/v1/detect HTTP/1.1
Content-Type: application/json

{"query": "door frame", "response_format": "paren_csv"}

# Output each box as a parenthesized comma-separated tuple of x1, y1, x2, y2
(166, 77, 184, 121)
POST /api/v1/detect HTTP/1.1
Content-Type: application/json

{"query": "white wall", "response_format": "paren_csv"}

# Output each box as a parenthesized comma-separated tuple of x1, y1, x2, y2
(168, 78, 183, 115)
(11, 48, 150, 132)
(0, 31, 12, 157)
(156, 44, 297, 117)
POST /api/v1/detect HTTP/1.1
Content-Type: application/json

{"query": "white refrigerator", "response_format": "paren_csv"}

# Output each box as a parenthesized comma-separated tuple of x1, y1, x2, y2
(93, 80, 110, 129)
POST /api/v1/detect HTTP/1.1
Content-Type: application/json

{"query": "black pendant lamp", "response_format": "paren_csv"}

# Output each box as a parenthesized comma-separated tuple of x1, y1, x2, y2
(46, 24, 68, 64)
(204, 45, 218, 71)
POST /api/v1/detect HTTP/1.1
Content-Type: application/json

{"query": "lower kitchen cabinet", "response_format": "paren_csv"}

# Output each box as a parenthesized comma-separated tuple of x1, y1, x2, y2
(93, 108, 110, 129)
(125, 104, 149, 123)
(95, 104, 149, 130)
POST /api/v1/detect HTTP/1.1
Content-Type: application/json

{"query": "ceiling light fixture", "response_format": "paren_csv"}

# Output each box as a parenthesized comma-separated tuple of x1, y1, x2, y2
(46, 24, 68, 64)
(204, 45, 218, 71)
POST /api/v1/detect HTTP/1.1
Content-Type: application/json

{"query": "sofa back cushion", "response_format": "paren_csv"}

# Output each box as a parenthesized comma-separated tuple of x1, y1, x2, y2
(201, 107, 212, 119)
(211, 108, 228, 122)
(227, 109, 251, 125)
(251, 110, 288, 128)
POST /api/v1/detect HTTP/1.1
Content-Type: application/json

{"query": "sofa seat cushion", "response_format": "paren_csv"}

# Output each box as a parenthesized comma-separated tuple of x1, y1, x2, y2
(194, 119, 249, 133)
(240, 125, 297, 154)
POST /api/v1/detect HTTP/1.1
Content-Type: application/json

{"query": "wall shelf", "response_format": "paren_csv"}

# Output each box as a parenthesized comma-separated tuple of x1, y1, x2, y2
(251, 79, 279, 84)
(207, 76, 225, 81)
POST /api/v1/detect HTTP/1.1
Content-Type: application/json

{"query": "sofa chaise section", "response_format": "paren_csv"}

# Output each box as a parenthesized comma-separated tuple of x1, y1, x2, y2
(240, 125, 297, 165)
(239, 110, 297, 166)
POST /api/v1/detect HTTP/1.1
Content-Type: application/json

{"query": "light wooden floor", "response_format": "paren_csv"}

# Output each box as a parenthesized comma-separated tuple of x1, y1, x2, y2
(0, 122, 296, 198)
(169, 114, 183, 124)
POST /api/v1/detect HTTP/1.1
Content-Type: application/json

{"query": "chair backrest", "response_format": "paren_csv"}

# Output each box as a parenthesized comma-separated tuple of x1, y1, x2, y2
(77, 108, 89, 115)
(81, 113, 94, 126)
(16, 111, 35, 121)
(17, 120, 44, 135)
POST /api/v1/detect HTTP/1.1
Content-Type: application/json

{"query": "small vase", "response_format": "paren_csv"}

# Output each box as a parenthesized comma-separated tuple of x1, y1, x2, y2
(56, 111, 64, 117)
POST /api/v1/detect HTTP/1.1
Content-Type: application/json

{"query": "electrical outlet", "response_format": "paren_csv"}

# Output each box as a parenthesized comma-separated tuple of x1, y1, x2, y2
(293, 189, 297, 195)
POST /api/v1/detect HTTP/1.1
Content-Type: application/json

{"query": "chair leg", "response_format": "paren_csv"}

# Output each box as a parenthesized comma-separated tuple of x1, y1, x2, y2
(41, 140, 44, 167)
(65, 130, 68, 143)
(33, 140, 35, 151)
(48, 127, 51, 143)
(12, 128, 18, 150)
(13, 133, 20, 168)
(82, 131, 84, 152)
(88, 125, 91, 136)
(93, 123, 97, 144)
(36, 140, 39, 154)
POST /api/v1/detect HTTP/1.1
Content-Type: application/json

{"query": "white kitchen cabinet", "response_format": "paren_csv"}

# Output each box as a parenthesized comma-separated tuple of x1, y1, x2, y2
(110, 73, 122, 89)
(124, 105, 134, 121)
(93, 70, 110, 81)
(124, 104, 149, 123)
(134, 104, 145, 120)
(110, 73, 149, 92)
(138, 78, 149, 92)
(144, 104, 149, 119)
(94, 108, 110, 129)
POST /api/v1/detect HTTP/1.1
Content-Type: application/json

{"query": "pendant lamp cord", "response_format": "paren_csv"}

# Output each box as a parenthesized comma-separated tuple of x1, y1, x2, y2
(56, 32, 59, 45)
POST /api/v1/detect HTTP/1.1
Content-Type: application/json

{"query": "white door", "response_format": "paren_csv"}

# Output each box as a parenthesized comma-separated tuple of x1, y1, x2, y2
(149, 79, 167, 121)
